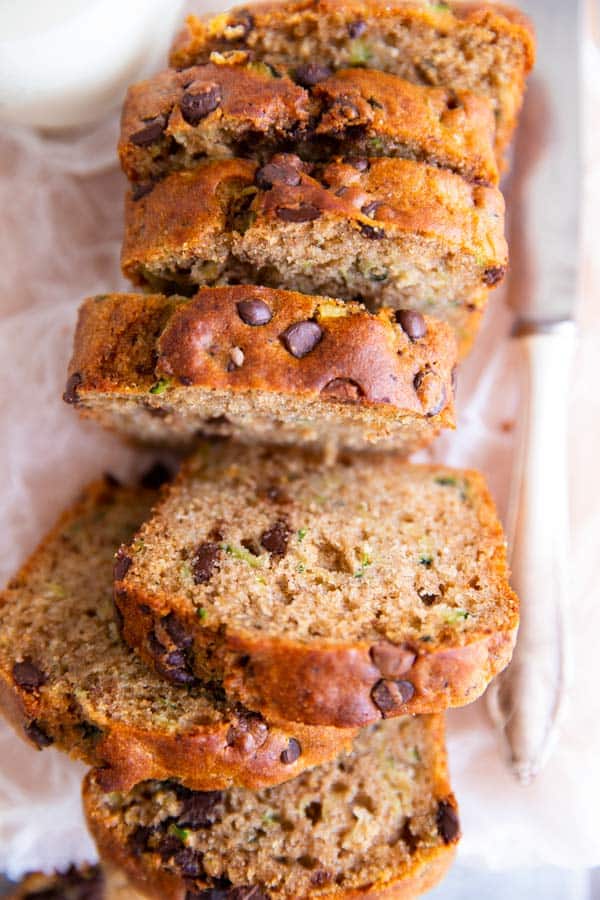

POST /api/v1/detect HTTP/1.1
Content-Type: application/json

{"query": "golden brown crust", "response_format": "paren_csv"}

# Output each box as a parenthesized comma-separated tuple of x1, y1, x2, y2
(121, 156, 507, 301)
(119, 60, 498, 186)
(65, 288, 457, 453)
(114, 462, 519, 729)
(169, 0, 535, 153)
(84, 715, 459, 899)
(0, 481, 357, 791)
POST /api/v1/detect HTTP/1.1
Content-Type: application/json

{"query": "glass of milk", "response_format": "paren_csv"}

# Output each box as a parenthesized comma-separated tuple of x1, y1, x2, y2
(0, 0, 186, 130)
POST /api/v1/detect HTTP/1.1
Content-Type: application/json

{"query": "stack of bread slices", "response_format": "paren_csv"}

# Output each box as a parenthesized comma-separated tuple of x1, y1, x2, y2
(2, 2, 535, 897)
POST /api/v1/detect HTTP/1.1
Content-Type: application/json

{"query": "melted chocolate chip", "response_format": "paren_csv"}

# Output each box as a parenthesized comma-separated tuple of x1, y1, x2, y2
(280, 320, 323, 358)
(63, 372, 82, 404)
(255, 160, 302, 190)
(163, 649, 197, 686)
(260, 520, 291, 556)
(181, 84, 223, 125)
(175, 848, 206, 879)
(321, 378, 364, 403)
(395, 309, 427, 341)
(437, 800, 460, 844)
(275, 204, 321, 223)
(294, 63, 333, 87)
(369, 641, 416, 679)
(132, 181, 155, 201)
(130, 115, 167, 146)
(371, 679, 415, 717)
(348, 19, 367, 37)
(192, 542, 221, 584)
(359, 222, 386, 239)
(163, 612, 194, 648)
(280, 738, 301, 764)
(482, 265, 506, 286)
(361, 200, 380, 218)
(25, 720, 53, 748)
(179, 791, 224, 828)
(113, 552, 132, 582)
(12, 658, 46, 692)
(236, 298, 273, 325)
(139, 461, 172, 489)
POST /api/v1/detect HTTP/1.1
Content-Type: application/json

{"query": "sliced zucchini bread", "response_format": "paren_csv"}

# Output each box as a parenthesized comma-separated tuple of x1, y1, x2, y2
(169, 0, 535, 156)
(84, 716, 459, 899)
(121, 156, 507, 317)
(64, 288, 457, 453)
(0, 477, 356, 793)
(114, 442, 519, 729)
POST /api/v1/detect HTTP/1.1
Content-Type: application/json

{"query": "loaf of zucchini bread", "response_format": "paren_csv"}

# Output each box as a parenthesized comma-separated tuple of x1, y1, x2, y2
(120, 58, 498, 185)
(169, 0, 535, 157)
(84, 716, 459, 899)
(64, 288, 457, 453)
(121, 155, 507, 318)
(0, 476, 356, 793)
(114, 442, 519, 729)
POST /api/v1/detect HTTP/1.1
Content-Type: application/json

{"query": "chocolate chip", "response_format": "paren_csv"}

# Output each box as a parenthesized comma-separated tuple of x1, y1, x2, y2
(63, 372, 82, 404)
(25, 720, 53, 748)
(280, 320, 323, 358)
(482, 265, 506, 286)
(113, 552, 132, 582)
(175, 848, 206, 879)
(236, 298, 273, 325)
(348, 19, 367, 37)
(158, 834, 185, 861)
(294, 63, 332, 87)
(369, 641, 416, 678)
(163, 612, 193, 648)
(359, 222, 386, 239)
(304, 801, 322, 824)
(130, 114, 167, 146)
(179, 791, 224, 828)
(226, 709, 269, 752)
(280, 738, 301, 764)
(275, 204, 321, 223)
(260, 520, 291, 556)
(361, 200, 380, 218)
(401, 819, 419, 854)
(255, 160, 302, 190)
(395, 310, 427, 341)
(163, 649, 197, 686)
(349, 158, 370, 171)
(181, 84, 223, 125)
(192, 542, 221, 584)
(436, 800, 460, 844)
(131, 182, 155, 201)
(139, 461, 172, 489)
(321, 378, 364, 403)
(371, 679, 415, 717)
(414, 370, 447, 417)
(12, 658, 46, 692)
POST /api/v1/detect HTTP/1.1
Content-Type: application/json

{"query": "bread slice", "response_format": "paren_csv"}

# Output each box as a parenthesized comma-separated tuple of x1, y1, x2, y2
(119, 59, 498, 185)
(115, 443, 519, 729)
(84, 716, 459, 899)
(0, 478, 356, 792)
(8, 865, 144, 900)
(64, 289, 457, 453)
(170, 0, 535, 156)
(121, 156, 507, 314)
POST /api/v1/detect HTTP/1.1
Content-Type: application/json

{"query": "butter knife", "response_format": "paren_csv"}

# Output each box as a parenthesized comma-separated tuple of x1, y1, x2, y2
(486, 0, 582, 784)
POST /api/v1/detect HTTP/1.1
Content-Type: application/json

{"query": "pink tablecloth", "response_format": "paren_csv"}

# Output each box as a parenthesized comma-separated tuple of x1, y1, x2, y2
(0, 27, 599, 881)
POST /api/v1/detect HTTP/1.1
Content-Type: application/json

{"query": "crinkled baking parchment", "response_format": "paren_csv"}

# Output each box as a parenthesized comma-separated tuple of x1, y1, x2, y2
(0, 30, 599, 882)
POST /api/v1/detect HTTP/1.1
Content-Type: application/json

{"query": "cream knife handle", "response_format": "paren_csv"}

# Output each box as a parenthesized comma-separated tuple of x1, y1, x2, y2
(487, 322, 576, 784)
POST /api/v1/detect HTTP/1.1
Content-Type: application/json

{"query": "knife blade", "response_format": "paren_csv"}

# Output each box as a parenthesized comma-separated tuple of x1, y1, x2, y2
(486, 0, 582, 783)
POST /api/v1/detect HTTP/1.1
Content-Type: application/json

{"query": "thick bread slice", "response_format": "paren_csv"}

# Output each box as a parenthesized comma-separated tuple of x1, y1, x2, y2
(121, 156, 507, 313)
(64, 289, 457, 453)
(120, 60, 498, 185)
(0, 478, 356, 792)
(115, 443, 519, 728)
(84, 716, 459, 899)
(169, 0, 535, 156)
